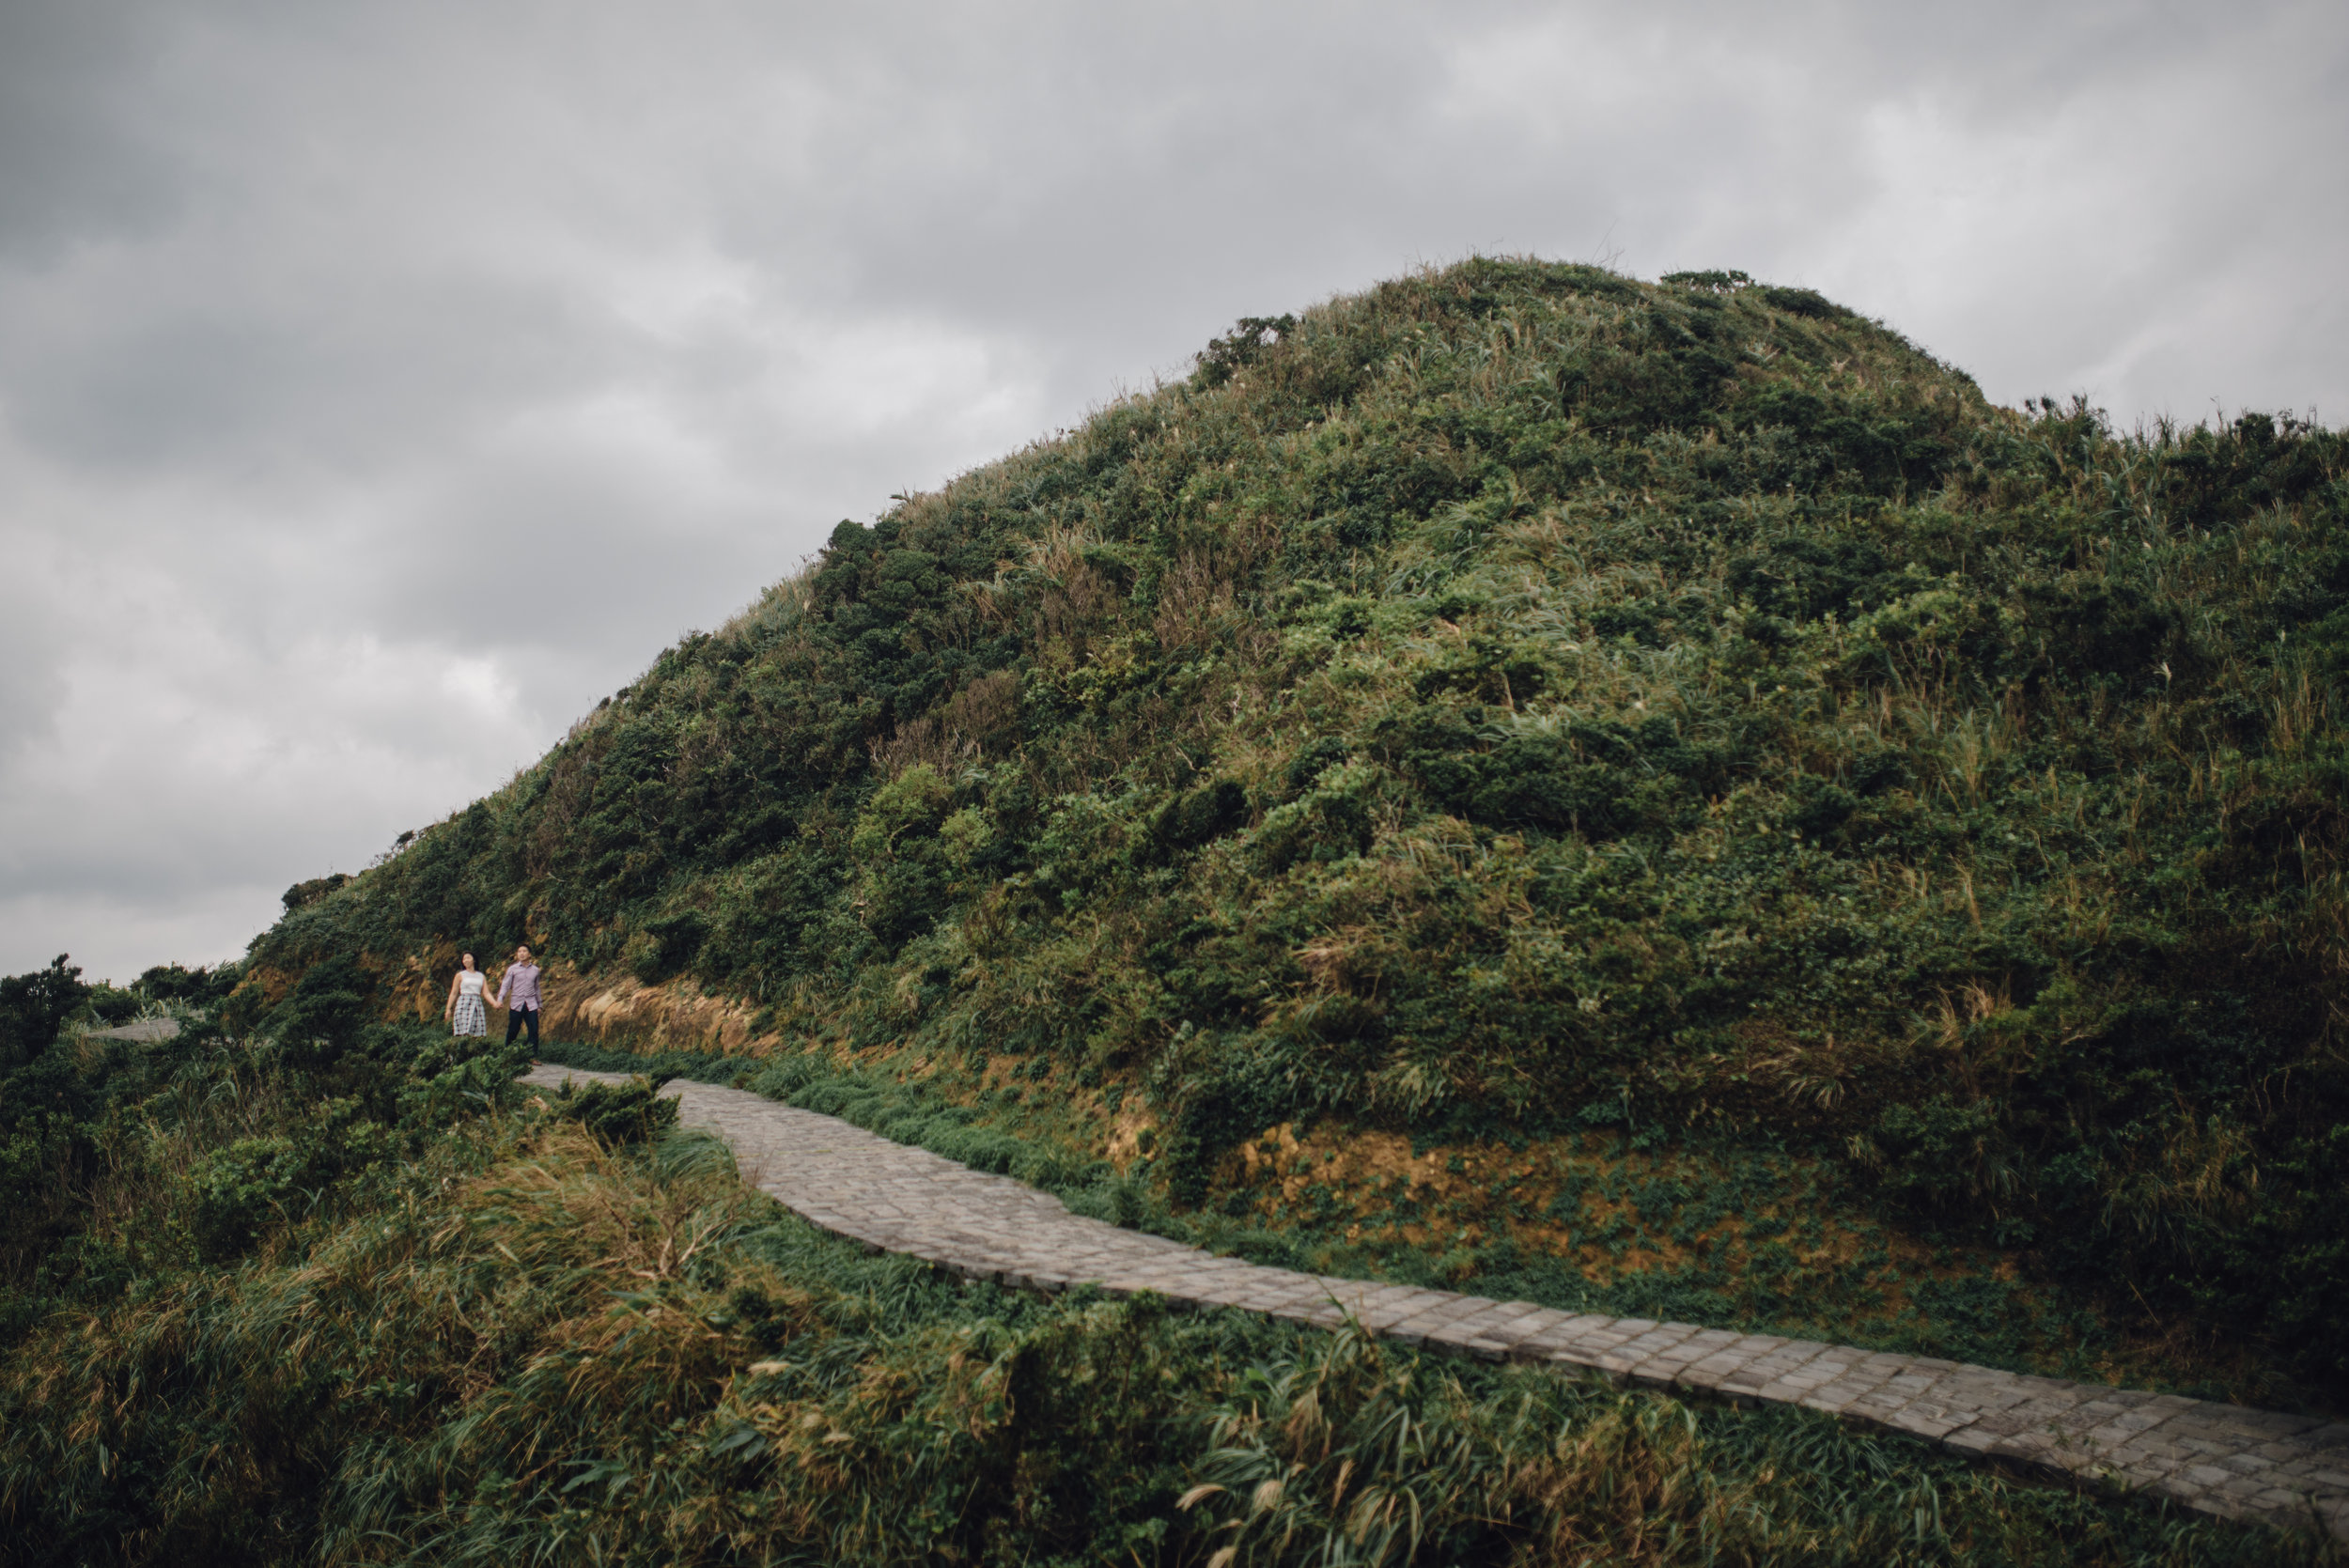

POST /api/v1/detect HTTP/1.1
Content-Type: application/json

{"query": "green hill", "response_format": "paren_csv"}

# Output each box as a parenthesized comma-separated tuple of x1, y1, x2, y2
(251, 256, 2349, 1403)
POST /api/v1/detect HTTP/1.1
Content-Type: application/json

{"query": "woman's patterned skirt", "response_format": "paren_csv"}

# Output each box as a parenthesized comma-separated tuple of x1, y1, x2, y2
(452, 994, 488, 1036)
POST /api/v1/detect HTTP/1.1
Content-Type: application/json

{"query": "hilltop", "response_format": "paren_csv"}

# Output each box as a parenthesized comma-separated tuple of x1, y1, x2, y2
(245, 256, 2349, 1405)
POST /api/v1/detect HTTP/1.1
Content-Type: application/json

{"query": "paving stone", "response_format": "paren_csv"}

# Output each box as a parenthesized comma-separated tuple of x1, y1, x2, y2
(1482, 1304, 1563, 1342)
(1610, 1324, 1701, 1365)
(1882, 1406, 1978, 1441)
(1795, 1366, 1904, 1416)
(1679, 1334, 1788, 1390)
(517, 1063, 2349, 1543)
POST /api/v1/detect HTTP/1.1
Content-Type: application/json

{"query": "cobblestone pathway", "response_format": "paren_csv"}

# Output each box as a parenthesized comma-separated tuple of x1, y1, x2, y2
(521, 1063, 2349, 1539)
(86, 1017, 181, 1043)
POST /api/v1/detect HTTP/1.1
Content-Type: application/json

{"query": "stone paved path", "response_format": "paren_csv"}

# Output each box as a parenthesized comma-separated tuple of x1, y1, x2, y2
(86, 1017, 181, 1043)
(521, 1063, 2349, 1539)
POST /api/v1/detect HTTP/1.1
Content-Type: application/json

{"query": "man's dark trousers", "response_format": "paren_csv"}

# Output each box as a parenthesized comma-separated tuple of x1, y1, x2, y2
(506, 1006, 539, 1048)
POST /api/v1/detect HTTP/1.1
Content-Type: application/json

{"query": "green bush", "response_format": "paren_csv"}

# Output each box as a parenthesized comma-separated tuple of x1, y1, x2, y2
(268, 953, 376, 1070)
(552, 1076, 680, 1147)
(0, 955, 84, 1074)
(187, 1135, 312, 1260)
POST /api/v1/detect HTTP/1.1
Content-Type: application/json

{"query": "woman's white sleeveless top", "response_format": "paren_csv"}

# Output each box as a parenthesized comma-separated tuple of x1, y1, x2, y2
(459, 970, 486, 998)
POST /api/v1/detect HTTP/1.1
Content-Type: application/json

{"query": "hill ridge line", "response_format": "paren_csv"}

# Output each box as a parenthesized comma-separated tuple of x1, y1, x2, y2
(521, 1063, 2349, 1540)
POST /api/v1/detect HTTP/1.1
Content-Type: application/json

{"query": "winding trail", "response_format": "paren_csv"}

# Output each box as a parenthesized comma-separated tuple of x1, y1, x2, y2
(85, 1018, 184, 1043)
(522, 1063, 2349, 1539)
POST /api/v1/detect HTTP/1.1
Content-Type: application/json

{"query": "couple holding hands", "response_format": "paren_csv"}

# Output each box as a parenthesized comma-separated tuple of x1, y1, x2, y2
(443, 945, 543, 1048)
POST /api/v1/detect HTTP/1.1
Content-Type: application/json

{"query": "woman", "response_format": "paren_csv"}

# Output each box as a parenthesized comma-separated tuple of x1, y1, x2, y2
(443, 952, 490, 1037)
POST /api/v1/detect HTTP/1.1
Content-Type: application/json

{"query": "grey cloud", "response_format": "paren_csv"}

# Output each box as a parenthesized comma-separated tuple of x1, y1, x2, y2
(0, 537, 73, 761)
(0, 8, 187, 259)
(0, 268, 602, 473)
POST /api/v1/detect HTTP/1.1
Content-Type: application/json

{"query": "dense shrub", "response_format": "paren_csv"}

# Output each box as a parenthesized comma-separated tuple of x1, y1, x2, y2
(552, 1076, 681, 1147)
(0, 952, 526, 1322)
(0, 956, 86, 1074)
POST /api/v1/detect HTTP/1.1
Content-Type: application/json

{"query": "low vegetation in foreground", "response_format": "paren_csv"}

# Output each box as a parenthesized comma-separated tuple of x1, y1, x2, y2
(0, 978, 2328, 1564)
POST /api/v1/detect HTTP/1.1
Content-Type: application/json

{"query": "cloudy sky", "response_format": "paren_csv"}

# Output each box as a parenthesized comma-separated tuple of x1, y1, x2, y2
(2, 1, 2343, 982)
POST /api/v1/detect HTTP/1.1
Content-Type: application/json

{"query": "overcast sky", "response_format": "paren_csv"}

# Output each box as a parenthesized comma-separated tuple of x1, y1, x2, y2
(3, 0, 2343, 983)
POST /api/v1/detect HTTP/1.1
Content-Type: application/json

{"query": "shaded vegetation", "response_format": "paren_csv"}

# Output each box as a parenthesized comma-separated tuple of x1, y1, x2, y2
(0, 989, 2324, 1564)
(0, 958, 517, 1343)
(245, 256, 2349, 1405)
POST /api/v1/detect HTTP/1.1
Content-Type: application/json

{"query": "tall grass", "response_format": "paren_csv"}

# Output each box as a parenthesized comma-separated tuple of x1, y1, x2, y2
(3, 1076, 2326, 1565)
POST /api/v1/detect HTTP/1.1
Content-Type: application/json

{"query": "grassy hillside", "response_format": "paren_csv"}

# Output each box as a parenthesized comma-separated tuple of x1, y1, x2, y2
(249, 257, 2349, 1403)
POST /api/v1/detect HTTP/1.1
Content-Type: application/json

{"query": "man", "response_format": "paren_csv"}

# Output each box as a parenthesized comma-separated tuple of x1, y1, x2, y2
(491, 944, 543, 1050)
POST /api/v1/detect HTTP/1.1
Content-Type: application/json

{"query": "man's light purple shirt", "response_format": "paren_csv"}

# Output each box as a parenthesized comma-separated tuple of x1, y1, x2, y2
(495, 963, 542, 1010)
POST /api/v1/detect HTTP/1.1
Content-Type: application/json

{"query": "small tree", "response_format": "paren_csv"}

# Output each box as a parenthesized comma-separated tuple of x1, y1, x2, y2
(0, 955, 86, 1073)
